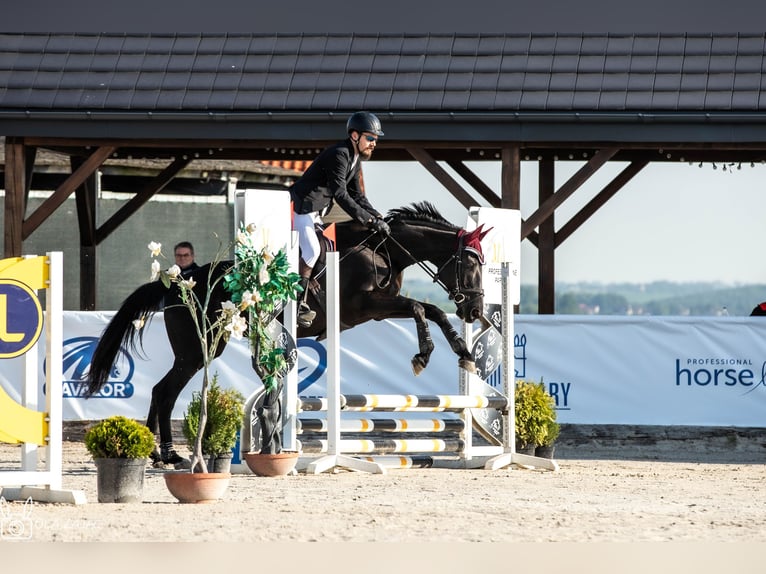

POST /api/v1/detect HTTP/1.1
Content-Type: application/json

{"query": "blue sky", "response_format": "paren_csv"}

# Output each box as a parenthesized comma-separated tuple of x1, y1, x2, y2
(363, 160, 766, 286)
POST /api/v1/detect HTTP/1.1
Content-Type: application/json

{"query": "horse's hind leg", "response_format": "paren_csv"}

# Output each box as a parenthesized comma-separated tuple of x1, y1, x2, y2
(147, 359, 202, 469)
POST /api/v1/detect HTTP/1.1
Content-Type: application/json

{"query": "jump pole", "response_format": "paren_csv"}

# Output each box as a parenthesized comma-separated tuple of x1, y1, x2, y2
(0, 252, 87, 504)
(483, 262, 558, 471)
(463, 207, 557, 471)
(305, 251, 386, 474)
(300, 249, 507, 471)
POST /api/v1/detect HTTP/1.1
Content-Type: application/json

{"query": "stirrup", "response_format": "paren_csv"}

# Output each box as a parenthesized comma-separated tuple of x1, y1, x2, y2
(298, 303, 316, 328)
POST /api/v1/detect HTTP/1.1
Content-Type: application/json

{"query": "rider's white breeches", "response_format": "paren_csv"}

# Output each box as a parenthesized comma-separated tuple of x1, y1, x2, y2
(294, 211, 321, 267)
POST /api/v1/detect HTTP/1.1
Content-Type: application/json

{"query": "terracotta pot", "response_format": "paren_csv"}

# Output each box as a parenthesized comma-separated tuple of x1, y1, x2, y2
(163, 471, 231, 503)
(243, 451, 299, 476)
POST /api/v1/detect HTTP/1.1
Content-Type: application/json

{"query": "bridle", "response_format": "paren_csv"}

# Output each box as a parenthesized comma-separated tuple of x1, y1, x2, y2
(375, 228, 485, 307)
(314, 221, 487, 308)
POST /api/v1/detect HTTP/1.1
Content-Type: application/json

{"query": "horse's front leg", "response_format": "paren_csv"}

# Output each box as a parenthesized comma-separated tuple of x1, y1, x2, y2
(419, 302, 476, 374)
(360, 295, 473, 375)
(410, 301, 435, 376)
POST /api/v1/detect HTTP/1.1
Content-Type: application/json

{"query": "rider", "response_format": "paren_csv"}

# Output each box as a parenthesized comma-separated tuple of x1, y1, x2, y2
(289, 111, 391, 327)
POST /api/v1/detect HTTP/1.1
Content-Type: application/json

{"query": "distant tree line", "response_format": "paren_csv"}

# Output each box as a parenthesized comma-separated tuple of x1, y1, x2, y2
(403, 278, 766, 316)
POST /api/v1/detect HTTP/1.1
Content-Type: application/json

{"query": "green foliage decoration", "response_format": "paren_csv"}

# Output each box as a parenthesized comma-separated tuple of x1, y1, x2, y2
(514, 380, 560, 448)
(84, 415, 155, 459)
(182, 374, 245, 455)
(222, 224, 302, 391)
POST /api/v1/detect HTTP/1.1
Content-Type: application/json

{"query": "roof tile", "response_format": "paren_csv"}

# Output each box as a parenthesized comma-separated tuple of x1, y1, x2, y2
(1, 32, 765, 114)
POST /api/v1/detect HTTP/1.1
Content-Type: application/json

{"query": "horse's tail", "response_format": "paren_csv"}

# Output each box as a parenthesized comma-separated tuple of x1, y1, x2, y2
(86, 280, 169, 397)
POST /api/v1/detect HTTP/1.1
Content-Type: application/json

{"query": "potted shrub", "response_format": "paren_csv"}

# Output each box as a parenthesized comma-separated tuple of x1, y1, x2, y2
(514, 379, 558, 456)
(182, 374, 245, 473)
(535, 414, 561, 459)
(84, 415, 155, 503)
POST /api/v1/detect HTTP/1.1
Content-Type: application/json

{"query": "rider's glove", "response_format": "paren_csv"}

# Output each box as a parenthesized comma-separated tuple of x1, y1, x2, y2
(369, 217, 391, 236)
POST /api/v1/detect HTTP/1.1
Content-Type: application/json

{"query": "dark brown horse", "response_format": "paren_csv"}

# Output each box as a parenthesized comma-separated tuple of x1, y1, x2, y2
(85, 202, 487, 465)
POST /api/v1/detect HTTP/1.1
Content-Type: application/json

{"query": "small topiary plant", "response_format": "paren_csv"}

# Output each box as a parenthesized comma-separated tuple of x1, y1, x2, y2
(515, 379, 558, 449)
(182, 374, 245, 456)
(84, 415, 155, 459)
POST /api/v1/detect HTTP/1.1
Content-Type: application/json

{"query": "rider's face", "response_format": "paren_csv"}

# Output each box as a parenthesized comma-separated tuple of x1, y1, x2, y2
(355, 132, 378, 160)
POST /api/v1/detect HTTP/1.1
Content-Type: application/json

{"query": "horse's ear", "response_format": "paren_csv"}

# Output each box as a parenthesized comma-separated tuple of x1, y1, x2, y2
(478, 225, 493, 241)
(464, 224, 493, 243)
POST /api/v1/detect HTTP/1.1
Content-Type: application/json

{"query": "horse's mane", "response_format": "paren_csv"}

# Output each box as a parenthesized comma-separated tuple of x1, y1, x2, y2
(386, 201, 459, 230)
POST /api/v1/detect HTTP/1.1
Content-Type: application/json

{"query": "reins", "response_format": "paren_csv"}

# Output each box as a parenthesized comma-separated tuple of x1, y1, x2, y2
(311, 222, 483, 305)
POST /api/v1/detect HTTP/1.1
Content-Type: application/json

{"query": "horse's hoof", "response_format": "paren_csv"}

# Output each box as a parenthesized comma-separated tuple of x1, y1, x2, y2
(459, 359, 477, 374)
(411, 356, 427, 376)
(162, 449, 191, 470)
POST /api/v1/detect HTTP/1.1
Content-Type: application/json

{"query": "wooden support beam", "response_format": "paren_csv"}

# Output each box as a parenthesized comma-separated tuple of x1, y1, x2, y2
(445, 160, 500, 207)
(406, 147, 476, 209)
(538, 160, 555, 315)
(94, 156, 192, 243)
(21, 146, 116, 240)
(521, 147, 618, 239)
(500, 146, 520, 210)
(72, 156, 98, 310)
(3, 138, 25, 257)
(556, 160, 649, 247)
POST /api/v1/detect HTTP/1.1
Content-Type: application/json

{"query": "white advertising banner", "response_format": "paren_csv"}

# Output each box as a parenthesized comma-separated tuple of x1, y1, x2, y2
(514, 315, 766, 426)
(1, 312, 765, 427)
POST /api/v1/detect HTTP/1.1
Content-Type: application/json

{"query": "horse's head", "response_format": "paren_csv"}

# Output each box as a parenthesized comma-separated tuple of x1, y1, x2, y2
(442, 225, 491, 323)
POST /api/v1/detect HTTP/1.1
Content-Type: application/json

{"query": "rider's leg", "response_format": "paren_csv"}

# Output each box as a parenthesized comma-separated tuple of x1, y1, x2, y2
(294, 212, 321, 327)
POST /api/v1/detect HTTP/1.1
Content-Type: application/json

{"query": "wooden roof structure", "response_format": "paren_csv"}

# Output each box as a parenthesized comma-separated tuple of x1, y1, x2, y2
(3, 32, 766, 310)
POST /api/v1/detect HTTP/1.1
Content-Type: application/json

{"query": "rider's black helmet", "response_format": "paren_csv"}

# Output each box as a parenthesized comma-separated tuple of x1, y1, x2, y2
(346, 111, 384, 137)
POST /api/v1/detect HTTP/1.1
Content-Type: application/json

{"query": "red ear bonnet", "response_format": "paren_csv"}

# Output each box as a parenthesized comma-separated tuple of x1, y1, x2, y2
(457, 224, 493, 263)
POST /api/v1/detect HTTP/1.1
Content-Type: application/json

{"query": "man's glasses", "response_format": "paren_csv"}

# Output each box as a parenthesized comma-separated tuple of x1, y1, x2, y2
(363, 135, 378, 143)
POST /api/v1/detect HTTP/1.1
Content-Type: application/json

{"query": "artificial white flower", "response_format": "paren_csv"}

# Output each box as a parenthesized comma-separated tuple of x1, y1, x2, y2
(258, 265, 270, 285)
(262, 250, 274, 264)
(147, 241, 162, 257)
(245, 222, 257, 234)
(224, 314, 248, 340)
(221, 300, 237, 314)
(239, 290, 264, 311)
(180, 278, 196, 289)
(150, 259, 161, 281)
(166, 265, 181, 279)
(236, 231, 249, 245)
(132, 317, 145, 330)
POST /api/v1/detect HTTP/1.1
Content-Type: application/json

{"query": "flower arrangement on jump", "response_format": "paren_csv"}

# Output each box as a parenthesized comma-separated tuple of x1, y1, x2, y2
(221, 224, 301, 391)
(143, 224, 301, 471)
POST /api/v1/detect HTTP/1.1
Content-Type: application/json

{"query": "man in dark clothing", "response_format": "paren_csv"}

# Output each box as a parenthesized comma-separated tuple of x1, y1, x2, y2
(173, 241, 199, 279)
(289, 111, 391, 327)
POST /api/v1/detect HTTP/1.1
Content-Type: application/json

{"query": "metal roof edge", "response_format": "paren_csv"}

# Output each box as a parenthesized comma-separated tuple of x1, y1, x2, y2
(2, 110, 766, 124)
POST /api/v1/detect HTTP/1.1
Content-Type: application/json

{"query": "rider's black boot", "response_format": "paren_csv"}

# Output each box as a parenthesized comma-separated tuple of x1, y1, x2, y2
(297, 276, 316, 328)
